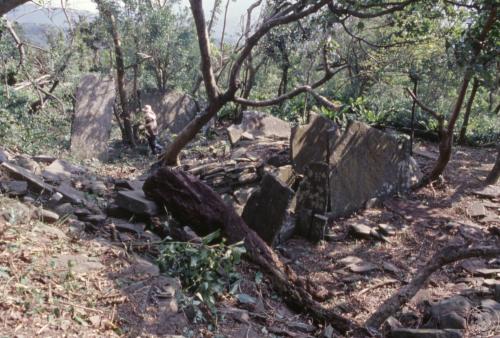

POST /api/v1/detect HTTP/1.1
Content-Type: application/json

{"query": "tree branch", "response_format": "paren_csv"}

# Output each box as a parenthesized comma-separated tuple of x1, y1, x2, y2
(189, 0, 219, 102)
(233, 65, 347, 107)
(4, 18, 25, 68)
(365, 244, 500, 330)
(405, 87, 442, 121)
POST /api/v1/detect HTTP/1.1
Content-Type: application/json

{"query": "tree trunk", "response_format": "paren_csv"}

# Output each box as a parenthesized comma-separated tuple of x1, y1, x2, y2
(0, 0, 29, 16)
(143, 167, 358, 334)
(485, 143, 500, 185)
(108, 10, 135, 147)
(458, 77, 479, 145)
(160, 99, 225, 165)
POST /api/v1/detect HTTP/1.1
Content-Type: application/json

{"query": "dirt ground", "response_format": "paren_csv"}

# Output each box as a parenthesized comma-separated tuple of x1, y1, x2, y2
(0, 141, 498, 338)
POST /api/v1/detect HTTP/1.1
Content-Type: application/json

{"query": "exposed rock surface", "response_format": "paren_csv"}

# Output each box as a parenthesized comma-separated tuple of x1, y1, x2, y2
(43, 159, 86, 183)
(1, 162, 53, 194)
(291, 113, 340, 174)
(141, 90, 198, 135)
(70, 73, 115, 160)
(241, 173, 294, 245)
(116, 189, 159, 216)
(227, 111, 291, 145)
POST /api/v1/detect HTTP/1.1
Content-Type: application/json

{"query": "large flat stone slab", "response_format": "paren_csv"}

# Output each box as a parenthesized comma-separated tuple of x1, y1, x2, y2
(70, 73, 115, 160)
(42, 159, 86, 183)
(329, 121, 421, 218)
(242, 173, 293, 245)
(291, 113, 340, 174)
(227, 111, 291, 144)
(116, 189, 159, 216)
(141, 90, 198, 134)
(1, 162, 53, 194)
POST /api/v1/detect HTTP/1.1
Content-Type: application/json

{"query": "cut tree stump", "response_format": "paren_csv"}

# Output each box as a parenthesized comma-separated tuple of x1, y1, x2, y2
(143, 167, 358, 334)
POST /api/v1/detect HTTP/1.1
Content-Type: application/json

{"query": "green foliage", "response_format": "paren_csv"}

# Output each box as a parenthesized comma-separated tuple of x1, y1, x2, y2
(0, 86, 71, 155)
(157, 230, 245, 313)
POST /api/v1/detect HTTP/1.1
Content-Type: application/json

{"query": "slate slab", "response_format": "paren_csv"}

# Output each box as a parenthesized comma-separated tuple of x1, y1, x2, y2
(56, 182, 85, 204)
(141, 90, 198, 134)
(291, 113, 340, 174)
(70, 73, 115, 160)
(227, 111, 291, 144)
(1, 162, 53, 194)
(242, 173, 293, 245)
(329, 121, 421, 218)
(116, 189, 159, 216)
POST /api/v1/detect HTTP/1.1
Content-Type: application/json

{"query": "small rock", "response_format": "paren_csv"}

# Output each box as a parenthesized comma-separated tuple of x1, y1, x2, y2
(427, 296, 471, 330)
(347, 261, 377, 273)
(90, 180, 107, 196)
(383, 262, 401, 274)
(349, 223, 373, 239)
(338, 256, 364, 266)
(286, 321, 316, 333)
(237, 293, 257, 305)
(48, 192, 64, 207)
(322, 324, 335, 338)
(54, 203, 75, 216)
(32, 154, 56, 164)
(472, 185, 500, 199)
(56, 182, 85, 204)
(0, 148, 9, 163)
(384, 316, 402, 331)
(467, 202, 486, 218)
(2, 180, 28, 196)
(42, 159, 85, 183)
(475, 268, 500, 276)
(81, 214, 106, 226)
(378, 223, 397, 236)
(35, 209, 60, 223)
(15, 155, 41, 175)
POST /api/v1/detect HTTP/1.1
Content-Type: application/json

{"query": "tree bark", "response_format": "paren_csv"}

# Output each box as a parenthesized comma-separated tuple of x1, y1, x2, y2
(458, 77, 479, 145)
(365, 244, 500, 330)
(485, 143, 500, 185)
(143, 167, 359, 334)
(106, 8, 135, 147)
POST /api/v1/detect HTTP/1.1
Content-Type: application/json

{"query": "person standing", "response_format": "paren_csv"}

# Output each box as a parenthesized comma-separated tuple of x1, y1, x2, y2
(142, 105, 162, 154)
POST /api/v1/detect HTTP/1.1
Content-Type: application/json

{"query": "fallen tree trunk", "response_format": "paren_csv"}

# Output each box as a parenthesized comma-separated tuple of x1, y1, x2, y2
(365, 244, 500, 330)
(143, 167, 358, 334)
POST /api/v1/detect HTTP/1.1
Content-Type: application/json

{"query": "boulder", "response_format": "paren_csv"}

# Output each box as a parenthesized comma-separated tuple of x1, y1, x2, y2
(1, 162, 53, 194)
(141, 90, 198, 134)
(70, 74, 115, 160)
(227, 111, 291, 144)
(116, 189, 159, 216)
(242, 173, 294, 245)
(328, 121, 421, 218)
(291, 113, 340, 174)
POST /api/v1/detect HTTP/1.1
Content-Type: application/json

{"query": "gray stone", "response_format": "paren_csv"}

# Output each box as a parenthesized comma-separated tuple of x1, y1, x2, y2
(349, 223, 373, 239)
(472, 185, 500, 199)
(227, 111, 291, 144)
(55, 182, 85, 204)
(1, 162, 53, 194)
(0, 148, 9, 163)
(107, 218, 144, 235)
(54, 203, 75, 216)
(427, 296, 471, 330)
(467, 202, 486, 218)
(141, 90, 198, 135)
(70, 73, 115, 160)
(242, 173, 293, 245)
(233, 187, 258, 206)
(347, 261, 377, 273)
(291, 113, 340, 174)
(15, 155, 41, 175)
(32, 154, 56, 164)
(2, 180, 28, 196)
(42, 159, 85, 183)
(116, 189, 159, 215)
(389, 329, 463, 338)
(35, 209, 60, 223)
(295, 162, 329, 242)
(237, 293, 257, 305)
(329, 121, 421, 218)
(90, 180, 107, 196)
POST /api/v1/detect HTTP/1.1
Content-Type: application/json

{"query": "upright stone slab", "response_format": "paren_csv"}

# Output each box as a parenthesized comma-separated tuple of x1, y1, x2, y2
(294, 162, 330, 242)
(329, 121, 421, 218)
(227, 111, 291, 144)
(70, 74, 115, 160)
(242, 173, 293, 245)
(141, 90, 198, 134)
(291, 113, 340, 174)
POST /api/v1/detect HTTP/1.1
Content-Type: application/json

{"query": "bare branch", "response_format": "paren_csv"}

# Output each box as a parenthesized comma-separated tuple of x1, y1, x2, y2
(405, 87, 442, 121)
(4, 18, 25, 68)
(306, 89, 342, 112)
(233, 65, 347, 107)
